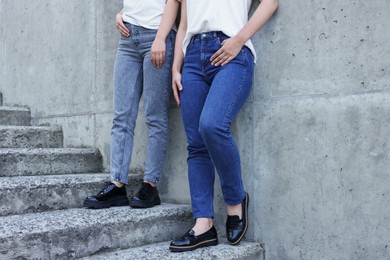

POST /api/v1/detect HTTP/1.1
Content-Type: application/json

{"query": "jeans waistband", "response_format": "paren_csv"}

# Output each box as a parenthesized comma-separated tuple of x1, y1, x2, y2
(190, 31, 228, 45)
(123, 21, 158, 32)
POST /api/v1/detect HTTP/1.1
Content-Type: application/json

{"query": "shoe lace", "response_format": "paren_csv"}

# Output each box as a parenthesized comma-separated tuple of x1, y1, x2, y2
(99, 183, 116, 195)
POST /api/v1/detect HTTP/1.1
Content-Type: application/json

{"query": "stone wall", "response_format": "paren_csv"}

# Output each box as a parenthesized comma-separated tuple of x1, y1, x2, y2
(1, 0, 389, 259)
(251, 0, 390, 259)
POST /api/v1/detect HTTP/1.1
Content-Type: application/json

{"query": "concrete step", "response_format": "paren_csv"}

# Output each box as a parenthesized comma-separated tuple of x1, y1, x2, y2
(0, 106, 31, 126)
(0, 125, 63, 148)
(0, 173, 144, 216)
(0, 204, 193, 259)
(0, 148, 102, 177)
(83, 241, 263, 260)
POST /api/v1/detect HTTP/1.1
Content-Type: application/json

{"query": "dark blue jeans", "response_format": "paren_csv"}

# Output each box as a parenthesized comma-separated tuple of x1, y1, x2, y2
(181, 31, 254, 219)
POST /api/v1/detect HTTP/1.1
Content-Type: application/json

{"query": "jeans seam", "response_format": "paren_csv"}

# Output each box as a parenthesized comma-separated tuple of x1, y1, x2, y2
(220, 52, 248, 201)
(159, 31, 174, 176)
(223, 61, 247, 136)
(111, 37, 143, 184)
(144, 30, 174, 183)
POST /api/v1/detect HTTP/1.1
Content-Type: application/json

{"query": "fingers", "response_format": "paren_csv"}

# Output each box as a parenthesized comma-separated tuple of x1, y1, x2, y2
(172, 79, 182, 107)
(220, 56, 234, 66)
(151, 52, 157, 67)
(210, 47, 233, 67)
(116, 14, 130, 37)
(173, 88, 180, 107)
(117, 22, 130, 37)
(151, 51, 166, 68)
(160, 53, 166, 67)
(151, 40, 166, 68)
(210, 39, 242, 66)
(210, 48, 223, 64)
(212, 53, 232, 67)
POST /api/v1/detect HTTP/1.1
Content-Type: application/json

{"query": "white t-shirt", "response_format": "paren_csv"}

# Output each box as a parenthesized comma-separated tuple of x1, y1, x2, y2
(122, 0, 166, 30)
(183, 0, 256, 62)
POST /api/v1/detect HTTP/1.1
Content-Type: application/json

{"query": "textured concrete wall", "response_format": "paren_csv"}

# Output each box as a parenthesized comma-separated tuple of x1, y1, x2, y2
(0, 0, 137, 170)
(1, 0, 390, 259)
(251, 0, 390, 259)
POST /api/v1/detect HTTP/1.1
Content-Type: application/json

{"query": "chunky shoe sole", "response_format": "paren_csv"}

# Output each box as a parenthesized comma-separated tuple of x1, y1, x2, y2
(169, 238, 218, 252)
(129, 196, 161, 208)
(227, 193, 249, 245)
(83, 196, 129, 209)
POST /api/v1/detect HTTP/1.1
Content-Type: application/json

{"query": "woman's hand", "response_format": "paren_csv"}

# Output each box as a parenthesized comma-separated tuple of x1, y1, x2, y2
(210, 36, 245, 67)
(116, 12, 130, 37)
(151, 37, 166, 68)
(172, 70, 183, 107)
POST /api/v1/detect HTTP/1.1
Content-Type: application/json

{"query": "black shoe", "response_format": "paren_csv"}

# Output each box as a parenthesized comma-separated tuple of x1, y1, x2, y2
(226, 192, 249, 245)
(169, 226, 218, 252)
(129, 182, 161, 208)
(83, 183, 129, 209)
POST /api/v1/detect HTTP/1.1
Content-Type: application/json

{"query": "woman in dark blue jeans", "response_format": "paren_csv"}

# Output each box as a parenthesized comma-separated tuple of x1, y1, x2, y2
(170, 0, 278, 252)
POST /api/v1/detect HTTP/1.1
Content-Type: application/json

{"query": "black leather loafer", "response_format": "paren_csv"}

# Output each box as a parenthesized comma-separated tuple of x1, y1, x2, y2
(83, 183, 129, 209)
(169, 225, 218, 252)
(129, 182, 161, 208)
(226, 192, 249, 245)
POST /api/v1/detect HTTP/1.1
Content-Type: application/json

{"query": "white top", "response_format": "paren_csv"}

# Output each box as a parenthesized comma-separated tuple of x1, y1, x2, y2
(122, 0, 166, 30)
(183, 0, 256, 62)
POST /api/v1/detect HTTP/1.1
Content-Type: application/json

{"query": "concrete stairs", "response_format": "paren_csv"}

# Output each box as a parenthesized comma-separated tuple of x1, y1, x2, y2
(83, 241, 263, 260)
(0, 93, 262, 259)
(0, 106, 31, 126)
(0, 173, 141, 216)
(0, 125, 63, 148)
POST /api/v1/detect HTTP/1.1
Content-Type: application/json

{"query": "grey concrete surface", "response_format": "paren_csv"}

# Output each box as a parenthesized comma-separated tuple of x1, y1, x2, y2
(248, 1, 390, 259)
(253, 92, 390, 259)
(83, 241, 263, 260)
(0, 204, 193, 259)
(253, 1, 390, 101)
(0, 148, 102, 176)
(1, 0, 390, 259)
(0, 125, 63, 148)
(0, 173, 143, 216)
(0, 106, 31, 126)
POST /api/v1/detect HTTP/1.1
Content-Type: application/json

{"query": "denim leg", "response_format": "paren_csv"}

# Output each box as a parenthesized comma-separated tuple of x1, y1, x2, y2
(181, 45, 215, 219)
(181, 32, 254, 217)
(199, 46, 254, 206)
(142, 31, 176, 183)
(110, 26, 143, 184)
(180, 81, 216, 219)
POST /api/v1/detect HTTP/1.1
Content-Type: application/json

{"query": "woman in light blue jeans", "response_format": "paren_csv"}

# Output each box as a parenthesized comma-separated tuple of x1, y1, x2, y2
(112, 23, 175, 184)
(110, 23, 175, 199)
(83, 0, 180, 209)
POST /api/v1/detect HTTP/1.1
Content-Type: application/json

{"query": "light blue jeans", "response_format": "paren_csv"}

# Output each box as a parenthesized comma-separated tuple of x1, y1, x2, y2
(110, 23, 175, 184)
(181, 31, 254, 219)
